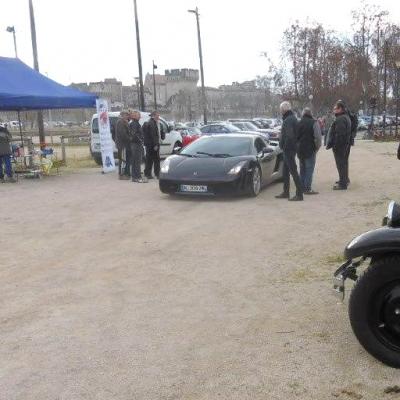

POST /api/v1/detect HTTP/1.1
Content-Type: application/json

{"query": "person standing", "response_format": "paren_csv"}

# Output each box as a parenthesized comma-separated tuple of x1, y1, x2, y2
(275, 101, 303, 201)
(115, 110, 131, 180)
(0, 124, 16, 183)
(129, 110, 147, 183)
(326, 100, 352, 190)
(297, 108, 322, 195)
(143, 111, 164, 179)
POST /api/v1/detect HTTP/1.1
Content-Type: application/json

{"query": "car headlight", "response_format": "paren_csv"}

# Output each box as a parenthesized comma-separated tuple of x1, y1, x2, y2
(387, 201, 400, 227)
(228, 161, 246, 175)
(161, 159, 171, 173)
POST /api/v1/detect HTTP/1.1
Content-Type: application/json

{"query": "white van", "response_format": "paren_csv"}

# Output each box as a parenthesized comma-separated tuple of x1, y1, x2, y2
(89, 111, 183, 165)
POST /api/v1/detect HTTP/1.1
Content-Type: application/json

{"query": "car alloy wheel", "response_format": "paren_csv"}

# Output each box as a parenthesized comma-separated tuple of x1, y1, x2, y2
(349, 256, 400, 368)
(251, 167, 261, 196)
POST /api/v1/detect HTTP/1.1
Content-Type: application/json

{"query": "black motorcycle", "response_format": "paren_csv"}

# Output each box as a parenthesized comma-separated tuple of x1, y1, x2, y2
(333, 201, 400, 368)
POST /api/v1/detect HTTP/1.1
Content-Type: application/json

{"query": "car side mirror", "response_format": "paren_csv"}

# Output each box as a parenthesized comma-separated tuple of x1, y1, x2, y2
(167, 124, 173, 133)
(262, 147, 274, 155)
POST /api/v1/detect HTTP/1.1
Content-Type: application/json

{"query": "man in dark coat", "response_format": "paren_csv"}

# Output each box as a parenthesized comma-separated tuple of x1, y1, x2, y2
(128, 110, 147, 183)
(115, 110, 131, 180)
(297, 108, 322, 194)
(143, 111, 164, 179)
(0, 124, 16, 183)
(275, 101, 303, 201)
(327, 100, 352, 190)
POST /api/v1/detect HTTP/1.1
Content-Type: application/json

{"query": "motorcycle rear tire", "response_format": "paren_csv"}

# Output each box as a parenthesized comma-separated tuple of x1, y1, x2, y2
(349, 255, 400, 368)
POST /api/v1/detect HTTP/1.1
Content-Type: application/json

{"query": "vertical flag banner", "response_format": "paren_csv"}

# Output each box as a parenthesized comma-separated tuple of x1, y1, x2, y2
(96, 99, 116, 173)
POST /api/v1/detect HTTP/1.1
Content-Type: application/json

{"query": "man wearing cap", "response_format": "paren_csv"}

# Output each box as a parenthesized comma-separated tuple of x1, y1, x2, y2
(115, 110, 131, 180)
(143, 111, 163, 179)
(0, 123, 16, 183)
(275, 101, 303, 201)
(326, 100, 352, 190)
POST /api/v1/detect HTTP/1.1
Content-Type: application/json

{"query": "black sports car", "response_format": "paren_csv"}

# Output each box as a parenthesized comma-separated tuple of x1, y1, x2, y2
(159, 134, 283, 197)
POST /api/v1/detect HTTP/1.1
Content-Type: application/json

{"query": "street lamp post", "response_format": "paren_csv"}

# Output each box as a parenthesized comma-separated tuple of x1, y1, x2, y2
(188, 7, 207, 125)
(396, 61, 400, 136)
(6, 26, 18, 58)
(29, 0, 46, 150)
(133, 0, 145, 111)
(152, 60, 158, 110)
(134, 77, 140, 108)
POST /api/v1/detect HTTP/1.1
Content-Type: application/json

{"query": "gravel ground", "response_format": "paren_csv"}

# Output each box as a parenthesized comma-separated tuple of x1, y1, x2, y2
(1, 141, 400, 399)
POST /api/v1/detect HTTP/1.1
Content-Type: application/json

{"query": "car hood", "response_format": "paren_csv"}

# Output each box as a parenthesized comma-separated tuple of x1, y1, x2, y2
(164, 155, 252, 180)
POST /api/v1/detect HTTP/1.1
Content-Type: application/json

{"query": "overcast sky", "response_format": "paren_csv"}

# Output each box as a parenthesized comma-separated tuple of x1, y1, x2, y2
(0, 0, 399, 88)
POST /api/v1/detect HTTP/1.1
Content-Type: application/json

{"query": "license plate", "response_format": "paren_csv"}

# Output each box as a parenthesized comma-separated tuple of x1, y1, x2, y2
(333, 260, 352, 301)
(333, 273, 345, 301)
(180, 184, 208, 193)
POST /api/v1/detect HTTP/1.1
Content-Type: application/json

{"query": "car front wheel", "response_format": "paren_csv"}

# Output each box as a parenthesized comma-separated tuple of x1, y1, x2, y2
(349, 256, 400, 368)
(248, 166, 261, 197)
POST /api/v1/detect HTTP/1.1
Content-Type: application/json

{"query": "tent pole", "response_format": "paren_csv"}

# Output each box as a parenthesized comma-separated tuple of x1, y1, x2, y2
(17, 110, 27, 167)
(17, 110, 23, 147)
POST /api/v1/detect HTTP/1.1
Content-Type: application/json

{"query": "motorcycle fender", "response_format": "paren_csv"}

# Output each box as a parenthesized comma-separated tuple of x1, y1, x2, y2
(345, 227, 400, 259)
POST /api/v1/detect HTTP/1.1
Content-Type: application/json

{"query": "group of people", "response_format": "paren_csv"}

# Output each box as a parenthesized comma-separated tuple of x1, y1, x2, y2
(114, 110, 164, 183)
(276, 100, 354, 201)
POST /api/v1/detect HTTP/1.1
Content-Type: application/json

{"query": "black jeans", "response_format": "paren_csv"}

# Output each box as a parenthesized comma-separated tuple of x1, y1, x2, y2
(144, 145, 160, 178)
(283, 152, 303, 197)
(118, 147, 132, 176)
(333, 146, 350, 188)
(131, 143, 143, 180)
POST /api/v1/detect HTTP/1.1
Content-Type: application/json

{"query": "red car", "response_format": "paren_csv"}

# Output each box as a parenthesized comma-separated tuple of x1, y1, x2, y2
(179, 127, 202, 147)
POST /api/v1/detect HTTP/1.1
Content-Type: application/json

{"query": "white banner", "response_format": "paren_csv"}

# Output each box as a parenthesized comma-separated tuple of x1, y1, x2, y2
(96, 98, 116, 173)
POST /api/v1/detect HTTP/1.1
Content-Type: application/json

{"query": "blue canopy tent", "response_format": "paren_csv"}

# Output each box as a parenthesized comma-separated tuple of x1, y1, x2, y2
(0, 56, 97, 146)
(0, 56, 96, 110)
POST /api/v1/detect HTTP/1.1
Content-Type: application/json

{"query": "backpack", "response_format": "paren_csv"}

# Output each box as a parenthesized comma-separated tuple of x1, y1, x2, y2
(110, 121, 116, 141)
(348, 111, 358, 138)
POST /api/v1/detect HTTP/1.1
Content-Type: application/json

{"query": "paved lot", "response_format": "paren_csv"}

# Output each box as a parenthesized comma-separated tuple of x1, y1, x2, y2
(1, 141, 400, 399)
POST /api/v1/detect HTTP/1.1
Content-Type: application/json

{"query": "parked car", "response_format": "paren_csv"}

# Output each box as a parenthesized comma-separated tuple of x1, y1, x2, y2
(89, 112, 183, 165)
(178, 127, 202, 147)
(200, 123, 242, 135)
(357, 118, 368, 130)
(159, 133, 283, 197)
(229, 121, 270, 140)
(184, 121, 203, 128)
(174, 122, 187, 130)
(254, 118, 282, 129)
(8, 120, 23, 129)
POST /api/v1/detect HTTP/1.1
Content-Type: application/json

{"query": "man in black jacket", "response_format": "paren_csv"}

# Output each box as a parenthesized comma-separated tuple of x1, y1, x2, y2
(327, 100, 352, 190)
(129, 110, 147, 183)
(297, 108, 322, 194)
(276, 101, 303, 201)
(143, 111, 163, 179)
(0, 124, 16, 183)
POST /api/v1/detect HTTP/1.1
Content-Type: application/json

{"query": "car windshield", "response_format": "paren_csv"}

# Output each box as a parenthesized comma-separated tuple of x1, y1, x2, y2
(251, 120, 263, 129)
(181, 136, 252, 157)
(232, 122, 246, 130)
(243, 122, 258, 131)
(257, 120, 271, 128)
(224, 124, 241, 132)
